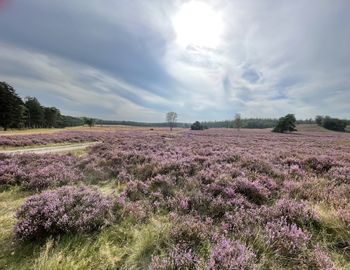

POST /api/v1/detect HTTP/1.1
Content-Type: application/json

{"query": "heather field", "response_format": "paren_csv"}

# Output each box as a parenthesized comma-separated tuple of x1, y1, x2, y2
(0, 129, 349, 270)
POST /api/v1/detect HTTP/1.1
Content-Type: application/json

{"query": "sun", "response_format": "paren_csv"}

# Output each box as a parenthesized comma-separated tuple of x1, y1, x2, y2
(172, 1, 224, 49)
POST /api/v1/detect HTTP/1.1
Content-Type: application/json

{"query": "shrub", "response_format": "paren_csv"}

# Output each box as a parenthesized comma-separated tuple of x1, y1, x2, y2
(170, 214, 212, 250)
(0, 154, 81, 190)
(303, 156, 336, 173)
(265, 218, 309, 258)
(234, 178, 269, 205)
(207, 237, 256, 270)
(310, 246, 337, 270)
(271, 199, 319, 226)
(14, 186, 113, 241)
(150, 243, 199, 270)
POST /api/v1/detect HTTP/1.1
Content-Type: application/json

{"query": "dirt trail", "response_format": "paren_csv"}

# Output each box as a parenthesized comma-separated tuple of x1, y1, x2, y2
(0, 142, 99, 154)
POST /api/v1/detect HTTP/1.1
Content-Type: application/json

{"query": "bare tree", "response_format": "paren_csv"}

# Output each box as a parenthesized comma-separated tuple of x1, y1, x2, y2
(234, 113, 241, 130)
(166, 112, 177, 131)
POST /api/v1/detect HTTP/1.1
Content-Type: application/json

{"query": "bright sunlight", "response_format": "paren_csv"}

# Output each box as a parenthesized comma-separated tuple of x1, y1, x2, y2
(172, 1, 224, 48)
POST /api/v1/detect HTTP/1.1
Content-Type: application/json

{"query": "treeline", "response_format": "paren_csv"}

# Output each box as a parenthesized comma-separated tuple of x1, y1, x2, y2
(0, 82, 84, 130)
(200, 118, 314, 129)
(315, 115, 348, 131)
(97, 120, 191, 128)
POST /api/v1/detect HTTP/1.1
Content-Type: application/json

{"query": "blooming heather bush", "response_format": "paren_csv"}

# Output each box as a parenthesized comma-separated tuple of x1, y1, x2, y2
(303, 156, 336, 173)
(0, 154, 81, 190)
(271, 199, 319, 226)
(170, 214, 212, 250)
(150, 244, 199, 270)
(207, 237, 256, 270)
(234, 178, 269, 205)
(327, 166, 350, 184)
(311, 246, 337, 270)
(15, 186, 112, 240)
(241, 158, 276, 177)
(265, 218, 310, 258)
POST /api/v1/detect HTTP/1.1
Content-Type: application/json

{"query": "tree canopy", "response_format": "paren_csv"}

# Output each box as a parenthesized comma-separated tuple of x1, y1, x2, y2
(0, 82, 23, 130)
(272, 114, 297, 133)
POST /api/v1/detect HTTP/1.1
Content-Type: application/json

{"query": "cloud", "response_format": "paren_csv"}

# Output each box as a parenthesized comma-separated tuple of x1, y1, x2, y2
(0, 0, 349, 121)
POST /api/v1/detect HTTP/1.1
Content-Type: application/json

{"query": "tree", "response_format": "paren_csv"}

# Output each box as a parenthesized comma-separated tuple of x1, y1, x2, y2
(166, 112, 177, 131)
(233, 113, 241, 130)
(191, 121, 203, 130)
(272, 114, 297, 133)
(315, 115, 323, 126)
(0, 82, 23, 131)
(84, 118, 95, 128)
(44, 107, 61, 128)
(25, 97, 44, 128)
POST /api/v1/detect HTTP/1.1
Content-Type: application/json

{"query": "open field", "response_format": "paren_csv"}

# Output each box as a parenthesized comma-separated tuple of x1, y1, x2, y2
(0, 128, 349, 269)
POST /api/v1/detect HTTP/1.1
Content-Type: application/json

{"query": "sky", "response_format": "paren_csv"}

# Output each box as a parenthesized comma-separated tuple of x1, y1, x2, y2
(0, 0, 349, 122)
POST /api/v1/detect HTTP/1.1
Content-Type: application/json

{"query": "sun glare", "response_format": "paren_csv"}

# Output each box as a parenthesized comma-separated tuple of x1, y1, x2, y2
(172, 1, 224, 48)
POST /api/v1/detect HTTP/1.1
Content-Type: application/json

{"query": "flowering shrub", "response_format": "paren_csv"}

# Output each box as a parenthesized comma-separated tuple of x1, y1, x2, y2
(15, 186, 112, 240)
(207, 237, 256, 270)
(170, 214, 212, 249)
(234, 178, 269, 205)
(303, 156, 336, 173)
(271, 199, 319, 226)
(0, 154, 81, 190)
(311, 246, 337, 270)
(150, 244, 199, 270)
(265, 218, 310, 258)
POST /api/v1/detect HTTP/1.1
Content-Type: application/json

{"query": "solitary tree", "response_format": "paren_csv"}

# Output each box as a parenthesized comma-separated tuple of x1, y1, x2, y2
(84, 118, 96, 128)
(234, 113, 241, 130)
(166, 112, 177, 131)
(315, 115, 323, 126)
(273, 114, 297, 133)
(191, 121, 203, 130)
(0, 82, 23, 131)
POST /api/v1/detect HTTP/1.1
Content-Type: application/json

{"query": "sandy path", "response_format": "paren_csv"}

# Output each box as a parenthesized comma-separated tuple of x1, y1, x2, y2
(0, 142, 99, 154)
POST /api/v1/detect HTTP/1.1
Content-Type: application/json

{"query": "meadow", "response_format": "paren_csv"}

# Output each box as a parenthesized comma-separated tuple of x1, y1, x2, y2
(0, 128, 349, 269)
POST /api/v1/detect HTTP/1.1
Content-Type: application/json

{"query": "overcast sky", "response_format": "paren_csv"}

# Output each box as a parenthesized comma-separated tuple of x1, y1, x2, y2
(0, 0, 349, 122)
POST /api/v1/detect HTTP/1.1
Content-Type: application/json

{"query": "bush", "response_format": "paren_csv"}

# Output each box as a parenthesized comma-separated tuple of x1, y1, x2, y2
(207, 237, 256, 270)
(0, 154, 82, 190)
(234, 178, 269, 205)
(14, 186, 113, 241)
(150, 243, 199, 270)
(265, 218, 309, 258)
